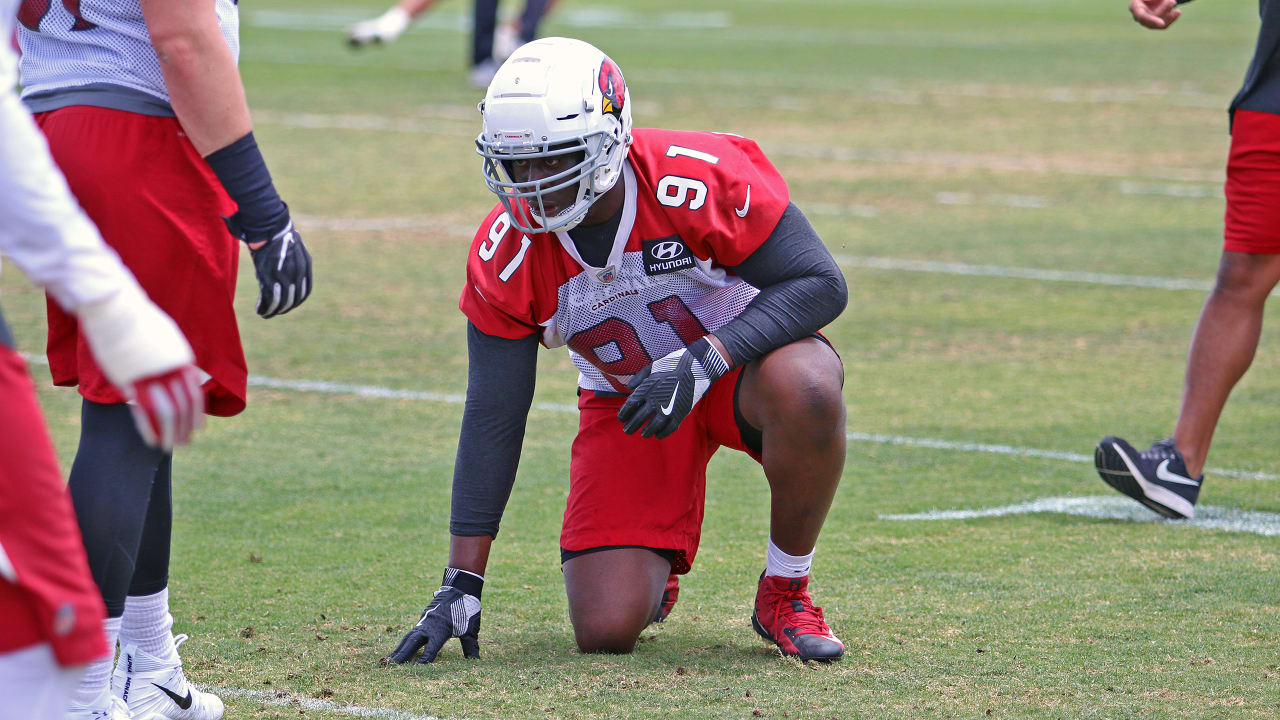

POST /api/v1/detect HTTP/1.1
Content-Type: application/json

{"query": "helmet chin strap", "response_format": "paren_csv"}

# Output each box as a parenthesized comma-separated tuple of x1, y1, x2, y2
(530, 172, 596, 232)
(531, 203, 590, 233)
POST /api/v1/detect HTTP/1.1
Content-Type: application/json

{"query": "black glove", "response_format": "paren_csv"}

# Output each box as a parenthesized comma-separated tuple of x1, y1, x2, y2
(386, 568, 483, 664)
(617, 337, 730, 439)
(224, 212, 313, 319)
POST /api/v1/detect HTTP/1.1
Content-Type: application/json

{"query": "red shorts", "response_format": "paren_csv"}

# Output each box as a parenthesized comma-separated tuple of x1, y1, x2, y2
(35, 106, 248, 416)
(1224, 109, 1280, 254)
(0, 345, 108, 666)
(563, 367, 761, 575)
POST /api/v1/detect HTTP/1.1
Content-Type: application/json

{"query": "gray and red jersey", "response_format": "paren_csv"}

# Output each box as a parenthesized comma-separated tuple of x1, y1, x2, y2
(17, 0, 240, 115)
(460, 128, 790, 393)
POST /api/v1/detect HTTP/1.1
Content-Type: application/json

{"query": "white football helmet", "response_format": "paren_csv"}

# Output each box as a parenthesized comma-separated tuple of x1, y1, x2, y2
(476, 37, 633, 233)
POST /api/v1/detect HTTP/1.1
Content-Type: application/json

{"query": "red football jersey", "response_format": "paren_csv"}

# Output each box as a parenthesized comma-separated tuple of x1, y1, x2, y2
(460, 128, 789, 393)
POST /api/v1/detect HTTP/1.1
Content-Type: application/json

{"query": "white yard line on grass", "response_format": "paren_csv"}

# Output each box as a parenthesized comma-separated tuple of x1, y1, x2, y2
(932, 192, 1048, 208)
(252, 110, 474, 137)
(834, 254, 1279, 297)
(845, 432, 1276, 482)
(246, 8, 732, 33)
(289, 214, 477, 237)
(829, 255, 1224, 293)
(1118, 180, 1225, 200)
(216, 686, 456, 720)
(776, 143, 1222, 183)
(247, 109, 1222, 184)
(20, 353, 1274, 481)
(879, 495, 1280, 536)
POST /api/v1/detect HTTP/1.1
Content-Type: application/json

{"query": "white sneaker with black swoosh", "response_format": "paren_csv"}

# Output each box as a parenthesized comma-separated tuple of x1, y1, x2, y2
(112, 635, 223, 720)
(1094, 436, 1202, 519)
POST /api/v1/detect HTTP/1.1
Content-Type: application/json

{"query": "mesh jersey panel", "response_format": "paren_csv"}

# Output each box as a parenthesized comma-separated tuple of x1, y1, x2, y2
(546, 249, 759, 393)
(17, 0, 240, 103)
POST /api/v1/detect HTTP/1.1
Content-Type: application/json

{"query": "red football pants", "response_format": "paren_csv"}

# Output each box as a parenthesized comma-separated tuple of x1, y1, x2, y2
(0, 344, 107, 667)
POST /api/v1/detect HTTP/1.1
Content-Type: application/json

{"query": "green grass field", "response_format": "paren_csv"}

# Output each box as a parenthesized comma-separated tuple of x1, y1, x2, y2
(5, 1, 1280, 718)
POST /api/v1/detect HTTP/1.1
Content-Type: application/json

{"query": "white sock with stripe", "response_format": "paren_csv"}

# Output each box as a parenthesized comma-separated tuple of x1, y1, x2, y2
(765, 538, 814, 578)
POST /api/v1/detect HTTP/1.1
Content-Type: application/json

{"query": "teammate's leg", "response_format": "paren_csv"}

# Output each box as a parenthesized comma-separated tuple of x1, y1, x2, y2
(517, 0, 555, 43)
(562, 548, 672, 653)
(1172, 251, 1280, 476)
(127, 458, 172, 601)
(1094, 109, 1280, 517)
(472, 0, 500, 66)
(107, 458, 223, 719)
(66, 401, 166, 707)
(493, 0, 553, 61)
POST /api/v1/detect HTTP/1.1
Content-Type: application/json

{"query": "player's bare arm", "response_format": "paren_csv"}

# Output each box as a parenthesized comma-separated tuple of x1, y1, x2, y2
(1130, 0, 1187, 29)
(138, 0, 249, 155)
(140, 0, 313, 318)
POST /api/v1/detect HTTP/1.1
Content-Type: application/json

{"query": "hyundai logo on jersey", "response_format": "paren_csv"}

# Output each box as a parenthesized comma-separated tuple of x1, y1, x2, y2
(642, 236, 694, 276)
(652, 241, 683, 260)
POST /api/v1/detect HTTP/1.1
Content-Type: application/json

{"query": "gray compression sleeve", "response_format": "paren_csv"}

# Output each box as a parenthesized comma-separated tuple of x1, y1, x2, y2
(448, 322, 540, 537)
(714, 203, 848, 367)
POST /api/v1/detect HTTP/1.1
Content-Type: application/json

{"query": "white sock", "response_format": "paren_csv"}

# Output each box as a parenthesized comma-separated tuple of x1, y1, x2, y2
(120, 588, 176, 660)
(765, 538, 814, 578)
(72, 616, 120, 704)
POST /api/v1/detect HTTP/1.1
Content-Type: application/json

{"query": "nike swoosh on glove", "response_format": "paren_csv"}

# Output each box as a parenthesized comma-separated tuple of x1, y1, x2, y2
(617, 336, 730, 439)
(225, 212, 313, 318)
(386, 568, 483, 664)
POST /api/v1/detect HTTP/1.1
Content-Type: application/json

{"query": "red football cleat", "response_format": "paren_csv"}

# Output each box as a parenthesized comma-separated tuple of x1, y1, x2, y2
(653, 573, 679, 623)
(751, 573, 844, 661)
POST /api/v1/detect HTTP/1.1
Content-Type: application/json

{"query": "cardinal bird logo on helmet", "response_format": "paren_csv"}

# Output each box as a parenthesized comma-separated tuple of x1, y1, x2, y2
(598, 57, 626, 121)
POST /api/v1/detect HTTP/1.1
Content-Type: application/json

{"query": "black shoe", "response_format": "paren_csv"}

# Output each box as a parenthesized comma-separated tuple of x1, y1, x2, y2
(1094, 436, 1202, 519)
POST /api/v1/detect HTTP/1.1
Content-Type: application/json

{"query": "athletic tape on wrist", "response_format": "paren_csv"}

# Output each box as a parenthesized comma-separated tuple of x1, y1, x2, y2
(442, 567, 484, 598)
(690, 337, 730, 381)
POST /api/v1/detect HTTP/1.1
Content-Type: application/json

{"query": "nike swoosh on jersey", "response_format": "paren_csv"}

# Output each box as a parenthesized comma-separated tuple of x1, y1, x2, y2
(1156, 459, 1200, 486)
(735, 185, 751, 218)
(660, 384, 680, 415)
(153, 683, 193, 710)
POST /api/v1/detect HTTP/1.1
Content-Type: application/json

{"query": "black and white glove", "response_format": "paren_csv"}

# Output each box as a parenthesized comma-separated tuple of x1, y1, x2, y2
(617, 337, 731, 439)
(225, 212, 313, 319)
(386, 568, 483, 664)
